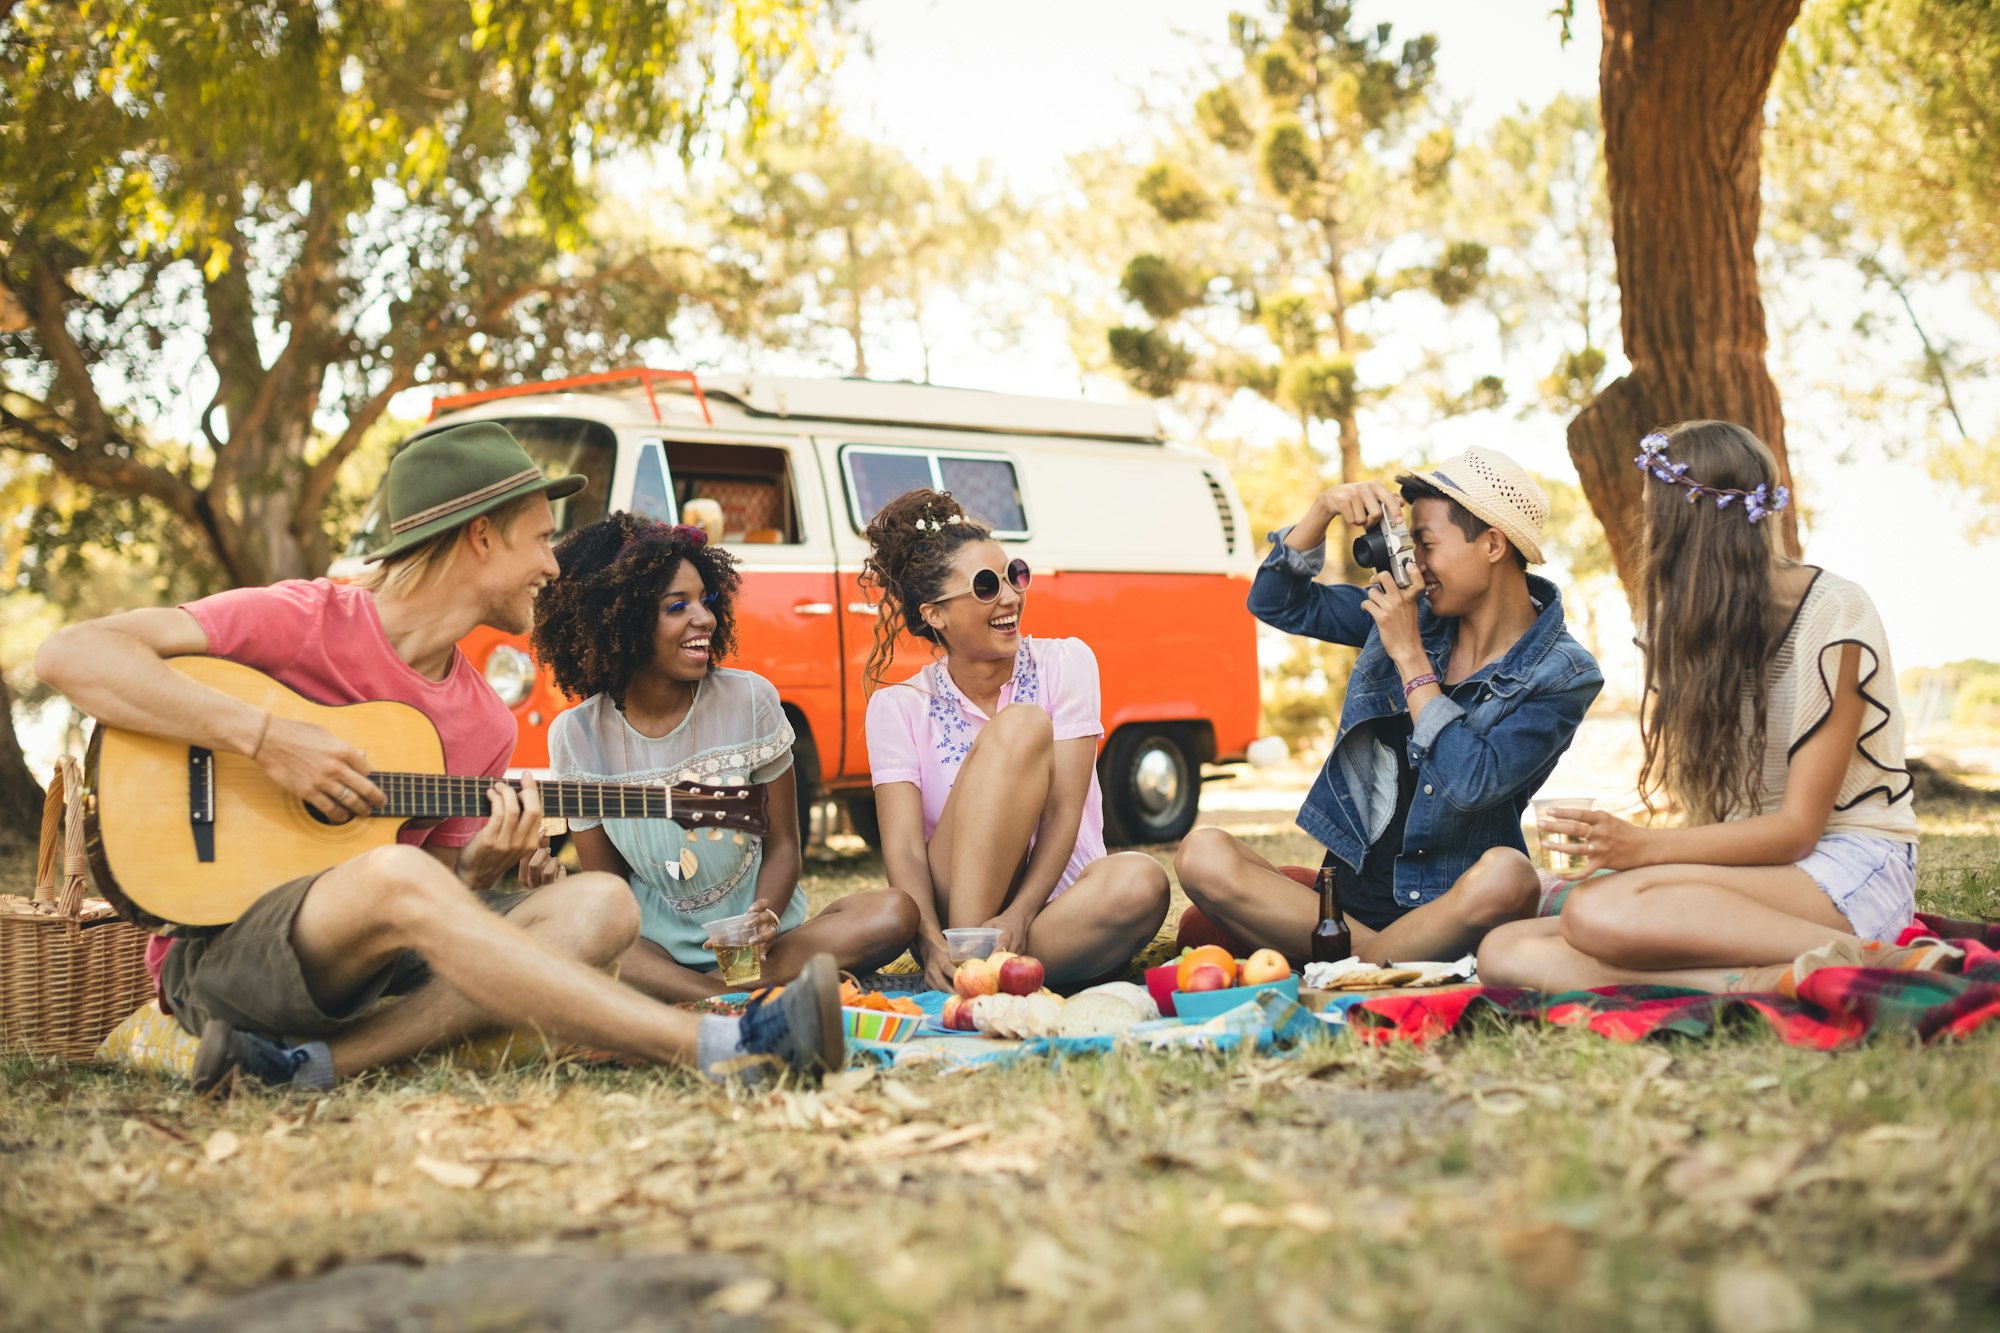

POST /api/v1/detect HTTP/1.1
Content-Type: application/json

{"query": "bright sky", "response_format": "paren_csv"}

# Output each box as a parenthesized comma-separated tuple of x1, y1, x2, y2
(827, 0, 2000, 671)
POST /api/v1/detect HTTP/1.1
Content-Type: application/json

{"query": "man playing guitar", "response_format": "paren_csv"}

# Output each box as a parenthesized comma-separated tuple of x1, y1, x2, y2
(36, 422, 844, 1092)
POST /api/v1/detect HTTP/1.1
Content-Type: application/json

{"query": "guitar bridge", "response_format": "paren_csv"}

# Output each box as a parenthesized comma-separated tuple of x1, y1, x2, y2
(188, 747, 216, 863)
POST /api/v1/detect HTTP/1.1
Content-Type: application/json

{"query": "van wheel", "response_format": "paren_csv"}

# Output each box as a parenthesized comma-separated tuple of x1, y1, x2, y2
(844, 793, 883, 850)
(1100, 726, 1199, 846)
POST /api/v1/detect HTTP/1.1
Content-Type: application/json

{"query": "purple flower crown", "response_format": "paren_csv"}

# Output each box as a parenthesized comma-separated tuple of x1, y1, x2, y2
(1635, 433, 1790, 525)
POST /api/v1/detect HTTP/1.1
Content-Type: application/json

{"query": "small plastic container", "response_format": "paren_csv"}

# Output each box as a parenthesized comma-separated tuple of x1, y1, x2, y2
(943, 927, 1002, 962)
(1144, 962, 1181, 1017)
(702, 911, 767, 986)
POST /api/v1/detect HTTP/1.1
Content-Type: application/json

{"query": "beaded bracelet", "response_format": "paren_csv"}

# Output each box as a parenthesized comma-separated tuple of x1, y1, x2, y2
(1403, 672, 1440, 700)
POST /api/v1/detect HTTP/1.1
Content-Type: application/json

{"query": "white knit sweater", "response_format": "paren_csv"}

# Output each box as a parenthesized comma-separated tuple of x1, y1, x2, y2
(1744, 568, 1918, 842)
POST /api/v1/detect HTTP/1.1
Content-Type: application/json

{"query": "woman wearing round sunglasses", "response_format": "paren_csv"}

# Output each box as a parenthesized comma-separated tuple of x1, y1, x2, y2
(533, 513, 918, 1000)
(861, 489, 1170, 992)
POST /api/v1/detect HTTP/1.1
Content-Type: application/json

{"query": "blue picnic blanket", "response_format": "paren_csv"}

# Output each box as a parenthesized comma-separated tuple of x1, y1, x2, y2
(852, 987, 1335, 1069)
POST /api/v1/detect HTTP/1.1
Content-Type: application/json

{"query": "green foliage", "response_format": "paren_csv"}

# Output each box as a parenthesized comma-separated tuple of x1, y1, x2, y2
(1107, 326, 1196, 398)
(1772, 0, 2000, 275)
(716, 127, 1014, 378)
(1120, 255, 1208, 322)
(1423, 240, 1490, 307)
(1194, 87, 1254, 151)
(1276, 355, 1357, 422)
(1137, 162, 1215, 223)
(0, 0, 835, 588)
(1103, 0, 1488, 492)
(1445, 92, 1617, 415)
(1257, 118, 1319, 201)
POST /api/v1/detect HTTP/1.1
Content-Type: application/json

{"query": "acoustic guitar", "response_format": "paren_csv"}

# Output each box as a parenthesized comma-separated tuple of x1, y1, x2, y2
(83, 657, 768, 930)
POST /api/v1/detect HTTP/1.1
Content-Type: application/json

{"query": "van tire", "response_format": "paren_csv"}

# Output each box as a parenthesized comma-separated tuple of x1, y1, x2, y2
(843, 793, 883, 850)
(787, 709, 820, 847)
(1099, 725, 1199, 846)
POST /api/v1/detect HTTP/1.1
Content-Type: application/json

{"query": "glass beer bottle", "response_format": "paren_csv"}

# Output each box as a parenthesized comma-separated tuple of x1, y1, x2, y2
(1310, 865, 1353, 964)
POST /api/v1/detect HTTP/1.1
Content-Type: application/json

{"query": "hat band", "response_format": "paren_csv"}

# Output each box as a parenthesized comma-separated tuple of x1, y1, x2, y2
(389, 466, 544, 535)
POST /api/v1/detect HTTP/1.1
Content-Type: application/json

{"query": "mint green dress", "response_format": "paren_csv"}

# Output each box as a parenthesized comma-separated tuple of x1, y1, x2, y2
(547, 669, 806, 968)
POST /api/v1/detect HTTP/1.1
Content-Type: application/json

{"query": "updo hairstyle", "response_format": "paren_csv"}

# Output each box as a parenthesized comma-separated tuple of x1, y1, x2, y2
(858, 488, 994, 688)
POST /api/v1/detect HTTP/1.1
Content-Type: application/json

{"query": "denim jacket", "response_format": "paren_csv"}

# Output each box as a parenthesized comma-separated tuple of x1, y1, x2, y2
(1251, 528, 1603, 913)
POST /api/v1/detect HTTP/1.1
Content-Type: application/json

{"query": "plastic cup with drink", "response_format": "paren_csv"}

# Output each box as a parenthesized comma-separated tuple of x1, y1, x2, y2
(1533, 796, 1597, 875)
(703, 910, 769, 987)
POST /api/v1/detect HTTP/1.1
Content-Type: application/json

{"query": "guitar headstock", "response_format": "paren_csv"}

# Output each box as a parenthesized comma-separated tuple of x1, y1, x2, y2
(668, 780, 771, 839)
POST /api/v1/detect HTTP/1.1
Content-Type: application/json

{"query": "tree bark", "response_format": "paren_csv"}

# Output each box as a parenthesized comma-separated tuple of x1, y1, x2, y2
(1571, 0, 1804, 595)
(0, 671, 47, 845)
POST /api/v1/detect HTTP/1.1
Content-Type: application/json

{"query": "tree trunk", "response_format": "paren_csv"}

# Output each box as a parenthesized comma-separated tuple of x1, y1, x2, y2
(0, 671, 47, 845)
(1570, 0, 1804, 596)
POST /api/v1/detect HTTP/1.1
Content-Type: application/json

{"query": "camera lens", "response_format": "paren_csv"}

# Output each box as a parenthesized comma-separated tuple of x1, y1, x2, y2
(1353, 530, 1387, 570)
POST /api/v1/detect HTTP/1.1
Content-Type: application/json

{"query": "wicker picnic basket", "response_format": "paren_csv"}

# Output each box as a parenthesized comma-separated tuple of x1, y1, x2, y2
(0, 756, 154, 1061)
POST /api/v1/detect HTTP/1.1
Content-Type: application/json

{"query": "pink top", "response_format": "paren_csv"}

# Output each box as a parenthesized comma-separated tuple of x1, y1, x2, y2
(864, 636, 1106, 900)
(145, 579, 517, 995)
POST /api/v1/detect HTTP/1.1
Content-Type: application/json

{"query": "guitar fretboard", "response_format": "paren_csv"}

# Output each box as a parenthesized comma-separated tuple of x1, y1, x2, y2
(372, 774, 696, 821)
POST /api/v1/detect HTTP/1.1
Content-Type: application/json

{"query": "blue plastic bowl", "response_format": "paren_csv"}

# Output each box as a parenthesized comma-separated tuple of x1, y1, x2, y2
(1172, 975, 1299, 1024)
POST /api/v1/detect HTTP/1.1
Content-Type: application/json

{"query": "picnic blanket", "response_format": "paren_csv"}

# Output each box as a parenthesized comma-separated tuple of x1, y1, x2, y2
(1348, 914, 2000, 1050)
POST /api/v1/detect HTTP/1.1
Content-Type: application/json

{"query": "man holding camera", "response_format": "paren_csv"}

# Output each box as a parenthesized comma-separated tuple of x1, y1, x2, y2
(1176, 446, 1603, 965)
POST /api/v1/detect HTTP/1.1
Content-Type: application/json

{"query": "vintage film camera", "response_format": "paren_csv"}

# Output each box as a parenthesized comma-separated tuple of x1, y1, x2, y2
(1352, 509, 1418, 589)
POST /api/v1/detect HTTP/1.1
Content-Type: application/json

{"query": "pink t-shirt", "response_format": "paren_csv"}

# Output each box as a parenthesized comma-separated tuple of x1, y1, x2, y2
(864, 636, 1106, 900)
(144, 579, 517, 989)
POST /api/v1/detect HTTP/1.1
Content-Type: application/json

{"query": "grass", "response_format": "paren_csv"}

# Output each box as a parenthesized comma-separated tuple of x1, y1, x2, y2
(3, 796, 1998, 1331)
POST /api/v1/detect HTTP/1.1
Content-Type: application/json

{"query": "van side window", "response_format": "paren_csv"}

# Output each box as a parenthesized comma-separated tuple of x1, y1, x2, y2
(631, 441, 674, 522)
(660, 441, 802, 544)
(842, 446, 1030, 539)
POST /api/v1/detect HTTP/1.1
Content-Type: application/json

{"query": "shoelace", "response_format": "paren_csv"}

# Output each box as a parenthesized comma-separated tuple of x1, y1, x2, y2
(736, 992, 786, 1054)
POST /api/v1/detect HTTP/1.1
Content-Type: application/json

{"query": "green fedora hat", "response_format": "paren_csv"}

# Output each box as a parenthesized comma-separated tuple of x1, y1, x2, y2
(364, 421, 587, 563)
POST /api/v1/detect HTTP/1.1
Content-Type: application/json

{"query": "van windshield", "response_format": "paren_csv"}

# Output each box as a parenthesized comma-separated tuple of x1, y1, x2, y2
(344, 417, 615, 557)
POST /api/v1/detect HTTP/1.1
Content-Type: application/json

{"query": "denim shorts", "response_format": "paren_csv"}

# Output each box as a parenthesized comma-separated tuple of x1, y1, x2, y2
(1798, 834, 1918, 944)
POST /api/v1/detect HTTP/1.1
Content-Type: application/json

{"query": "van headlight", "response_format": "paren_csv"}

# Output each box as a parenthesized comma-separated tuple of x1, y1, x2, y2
(484, 645, 536, 707)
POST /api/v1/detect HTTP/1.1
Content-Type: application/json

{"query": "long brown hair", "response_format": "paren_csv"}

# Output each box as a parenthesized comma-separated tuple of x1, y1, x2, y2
(858, 488, 993, 690)
(1635, 420, 1791, 823)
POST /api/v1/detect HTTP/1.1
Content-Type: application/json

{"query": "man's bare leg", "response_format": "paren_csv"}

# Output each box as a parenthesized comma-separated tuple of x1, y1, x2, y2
(293, 845, 707, 1071)
(323, 870, 641, 1075)
(1175, 828, 1539, 963)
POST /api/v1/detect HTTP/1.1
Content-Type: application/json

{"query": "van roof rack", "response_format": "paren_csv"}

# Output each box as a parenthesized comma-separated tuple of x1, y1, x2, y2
(429, 367, 1160, 443)
(429, 368, 713, 424)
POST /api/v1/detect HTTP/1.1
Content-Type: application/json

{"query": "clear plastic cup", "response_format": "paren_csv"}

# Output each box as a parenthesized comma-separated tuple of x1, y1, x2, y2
(942, 927, 1001, 962)
(1532, 797, 1597, 875)
(703, 911, 767, 986)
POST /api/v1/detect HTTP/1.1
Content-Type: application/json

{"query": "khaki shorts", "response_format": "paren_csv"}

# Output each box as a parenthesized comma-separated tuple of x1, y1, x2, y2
(159, 872, 530, 1039)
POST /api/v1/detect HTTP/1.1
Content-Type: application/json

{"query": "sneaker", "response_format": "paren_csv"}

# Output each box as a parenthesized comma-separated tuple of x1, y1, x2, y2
(734, 953, 845, 1083)
(191, 1019, 307, 1094)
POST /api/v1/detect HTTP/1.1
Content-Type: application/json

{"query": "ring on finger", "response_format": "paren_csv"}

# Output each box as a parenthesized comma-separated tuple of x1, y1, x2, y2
(336, 784, 350, 803)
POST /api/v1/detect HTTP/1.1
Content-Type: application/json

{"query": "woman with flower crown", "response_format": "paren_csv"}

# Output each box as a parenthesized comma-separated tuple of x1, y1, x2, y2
(533, 513, 918, 1001)
(1477, 421, 1921, 994)
(860, 488, 1171, 993)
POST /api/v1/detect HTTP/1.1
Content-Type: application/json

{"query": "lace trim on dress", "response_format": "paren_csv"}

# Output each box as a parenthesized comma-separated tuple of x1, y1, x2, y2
(570, 732, 793, 788)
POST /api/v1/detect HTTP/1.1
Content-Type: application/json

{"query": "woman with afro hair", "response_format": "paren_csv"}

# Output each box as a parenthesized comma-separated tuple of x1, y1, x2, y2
(861, 488, 1170, 993)
(535, 514, 918, 1000)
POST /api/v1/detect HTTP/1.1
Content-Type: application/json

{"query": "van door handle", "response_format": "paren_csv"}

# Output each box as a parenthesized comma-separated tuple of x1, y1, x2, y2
(792, 602, 834, 616)
(845, 602, 878, 616)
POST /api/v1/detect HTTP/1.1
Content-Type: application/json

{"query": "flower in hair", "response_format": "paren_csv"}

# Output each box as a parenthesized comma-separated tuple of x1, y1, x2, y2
(1634, 432, 1791, 526)
(913, 492, 964, 534)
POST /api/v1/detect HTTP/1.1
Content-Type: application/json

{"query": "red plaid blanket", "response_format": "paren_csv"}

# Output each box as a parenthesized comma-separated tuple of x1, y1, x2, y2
(1348, 914, 2000, 1051)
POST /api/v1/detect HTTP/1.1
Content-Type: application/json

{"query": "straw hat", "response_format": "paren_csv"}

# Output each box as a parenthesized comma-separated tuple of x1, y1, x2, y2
(364, 422, 587, 562)
(1398, 446, 1549, 565)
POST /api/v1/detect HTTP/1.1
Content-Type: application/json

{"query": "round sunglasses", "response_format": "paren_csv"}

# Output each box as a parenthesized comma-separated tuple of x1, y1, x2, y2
(930, 558, 1032, 605)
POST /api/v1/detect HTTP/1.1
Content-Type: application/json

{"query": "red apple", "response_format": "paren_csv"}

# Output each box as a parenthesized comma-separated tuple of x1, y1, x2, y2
(1241, 949, 1291, 986)
(998, 954, 1046, 996)
(954, 958, 1000, 999)
(940, 996, 977, 1031)
(1182, 963, 1232, 992)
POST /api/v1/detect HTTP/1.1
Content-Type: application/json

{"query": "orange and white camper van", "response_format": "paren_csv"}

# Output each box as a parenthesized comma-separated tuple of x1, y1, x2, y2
(336, 368, 1262, 845)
